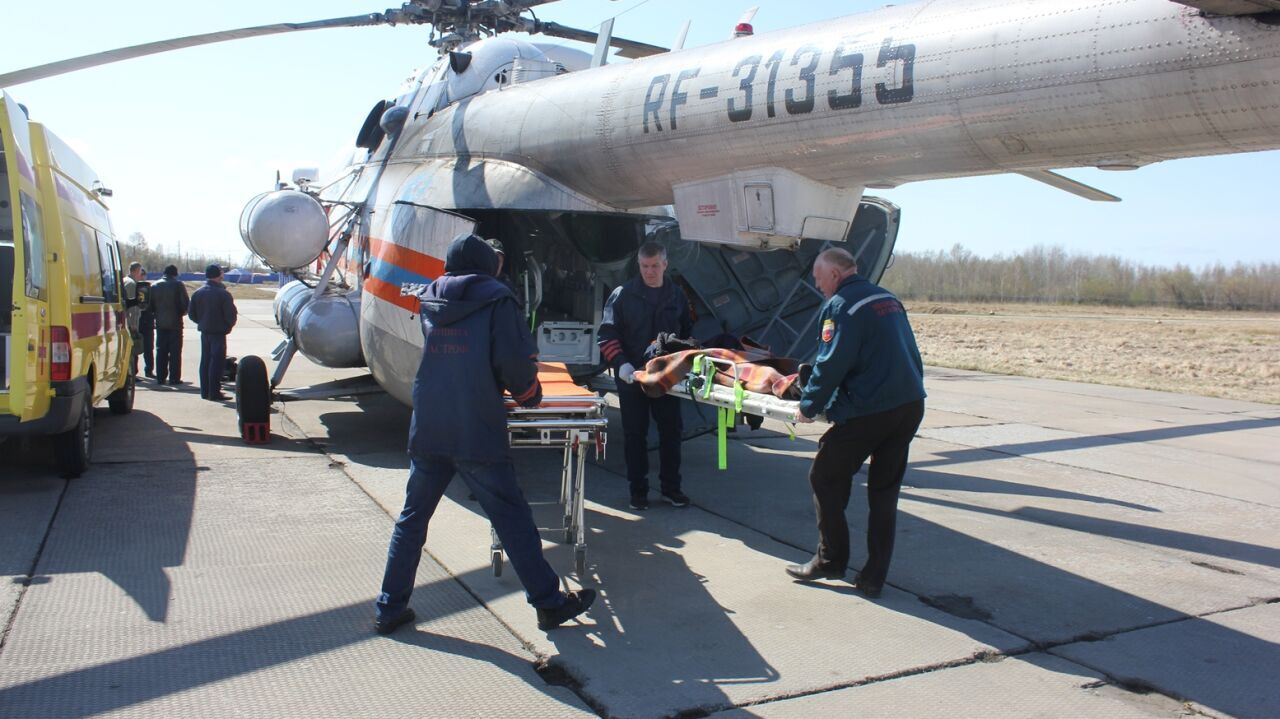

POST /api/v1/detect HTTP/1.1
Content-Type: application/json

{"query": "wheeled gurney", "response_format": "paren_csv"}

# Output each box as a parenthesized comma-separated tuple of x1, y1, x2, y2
(494, 363, 606, 579)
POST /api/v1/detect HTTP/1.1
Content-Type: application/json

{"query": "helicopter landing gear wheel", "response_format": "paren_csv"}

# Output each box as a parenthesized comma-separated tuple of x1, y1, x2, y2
(235, 355, 271, 442)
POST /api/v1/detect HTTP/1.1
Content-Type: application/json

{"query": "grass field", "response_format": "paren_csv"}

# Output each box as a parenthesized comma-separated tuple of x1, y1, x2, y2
(183, 281, 278, 300)
(905, 302, 1280, 404)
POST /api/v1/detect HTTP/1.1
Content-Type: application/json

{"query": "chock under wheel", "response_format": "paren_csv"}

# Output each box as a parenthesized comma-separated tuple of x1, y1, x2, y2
(241, 421, 270, 444)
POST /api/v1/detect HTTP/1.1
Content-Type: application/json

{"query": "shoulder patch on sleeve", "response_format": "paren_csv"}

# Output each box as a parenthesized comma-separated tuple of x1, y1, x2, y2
(821, 318, 835, 343)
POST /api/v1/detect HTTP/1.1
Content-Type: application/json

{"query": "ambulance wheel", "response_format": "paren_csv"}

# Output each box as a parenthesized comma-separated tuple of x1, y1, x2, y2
(55, 400, 93, 479)
(235, 355, 270, 433)
(491, 551, 504, 577)
(574, 547, 587, 578)
(108, 374, 135, 415)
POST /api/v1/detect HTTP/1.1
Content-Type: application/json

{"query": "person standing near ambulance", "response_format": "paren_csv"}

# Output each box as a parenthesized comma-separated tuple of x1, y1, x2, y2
(188, 264, 237, 401)
(374, 234, 594, 635)
(123, 262, 147, 378)
(597, 242, 694, 511)
(787, 248, 925, 599)
(149, 264, 189, 385)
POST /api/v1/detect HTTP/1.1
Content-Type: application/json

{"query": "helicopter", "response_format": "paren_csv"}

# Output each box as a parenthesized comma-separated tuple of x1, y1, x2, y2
(4, 0, 1279, 428)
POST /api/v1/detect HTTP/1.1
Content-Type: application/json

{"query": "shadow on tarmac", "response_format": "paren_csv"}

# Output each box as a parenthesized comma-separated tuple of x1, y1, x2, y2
(5, 408, 199, 624)
(0, 574, 570, 718)
(911, 417, 1278, 469)
(7, 393, 1276, 718)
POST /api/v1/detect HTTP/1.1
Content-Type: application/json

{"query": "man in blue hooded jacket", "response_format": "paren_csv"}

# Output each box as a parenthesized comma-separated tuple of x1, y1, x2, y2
(374, 234, 595, 635)
(786, 248, 926, 599)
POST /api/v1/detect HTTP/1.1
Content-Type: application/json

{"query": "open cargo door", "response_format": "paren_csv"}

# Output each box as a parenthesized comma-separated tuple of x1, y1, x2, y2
(1, 91, 49, 422)
(661, 196, 900, 363)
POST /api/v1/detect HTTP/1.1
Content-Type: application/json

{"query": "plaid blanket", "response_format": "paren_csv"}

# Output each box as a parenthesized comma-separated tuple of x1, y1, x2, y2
(633, 347, 804, 400)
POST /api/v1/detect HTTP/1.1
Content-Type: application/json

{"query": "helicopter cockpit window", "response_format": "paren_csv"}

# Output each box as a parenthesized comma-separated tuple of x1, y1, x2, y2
(414, 59, 450, 118)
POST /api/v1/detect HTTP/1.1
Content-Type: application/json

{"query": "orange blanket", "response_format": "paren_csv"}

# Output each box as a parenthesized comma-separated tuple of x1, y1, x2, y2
(633, 348, 803, 400)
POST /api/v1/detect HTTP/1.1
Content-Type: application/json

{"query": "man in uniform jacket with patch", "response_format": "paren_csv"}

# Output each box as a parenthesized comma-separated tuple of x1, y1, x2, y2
(597, 241, 694, 511)
(787, 248, 926, 599)
(374, 234, 594, 635)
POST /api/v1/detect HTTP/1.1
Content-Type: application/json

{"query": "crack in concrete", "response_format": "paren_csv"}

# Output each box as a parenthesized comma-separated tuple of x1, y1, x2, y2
(665, 648, 1013, 719)
(275, 398, 1271, 719)
(0, 479, 69, 655)
(275, 405, 611, 718)
(655, 486, 1274, 718)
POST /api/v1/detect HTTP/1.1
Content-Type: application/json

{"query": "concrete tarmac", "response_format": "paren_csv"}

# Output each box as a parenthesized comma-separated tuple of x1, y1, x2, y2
(1, 299, 1277, 718)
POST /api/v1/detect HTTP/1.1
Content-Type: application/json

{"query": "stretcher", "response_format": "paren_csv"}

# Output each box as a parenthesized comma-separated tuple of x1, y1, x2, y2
(497, 363, 607, 579)
(665, 355, 808, 423)
(660, 355, 818, 470)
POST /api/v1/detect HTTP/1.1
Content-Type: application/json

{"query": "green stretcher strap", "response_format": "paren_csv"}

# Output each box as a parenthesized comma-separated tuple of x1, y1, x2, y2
(717, 407, 729, 470)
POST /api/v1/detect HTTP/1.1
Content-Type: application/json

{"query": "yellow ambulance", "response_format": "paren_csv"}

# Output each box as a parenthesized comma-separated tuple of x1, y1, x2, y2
(1, 91, 134, 477)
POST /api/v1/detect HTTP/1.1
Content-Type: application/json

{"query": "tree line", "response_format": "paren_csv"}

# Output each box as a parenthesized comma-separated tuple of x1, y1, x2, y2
(119, 233, 267, 276)
(879, 244, 1280, 311)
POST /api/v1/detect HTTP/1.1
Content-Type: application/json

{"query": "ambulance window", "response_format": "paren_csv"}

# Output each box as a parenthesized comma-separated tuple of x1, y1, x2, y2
(78, 225, 98, 296)
(0, 143, 11, 247)
(18, 192, 46, 300)
(97, 234, 119, 303)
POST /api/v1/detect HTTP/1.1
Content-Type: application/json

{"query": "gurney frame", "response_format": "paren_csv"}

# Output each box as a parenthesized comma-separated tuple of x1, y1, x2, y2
(496, 396, 607, 579)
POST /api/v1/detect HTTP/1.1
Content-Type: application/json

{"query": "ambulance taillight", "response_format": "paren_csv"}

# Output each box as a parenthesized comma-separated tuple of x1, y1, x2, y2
(51, 326, 71, 381)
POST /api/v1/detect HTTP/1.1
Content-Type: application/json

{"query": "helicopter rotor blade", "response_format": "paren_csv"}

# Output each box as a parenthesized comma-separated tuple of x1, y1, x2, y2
(0, 13, 395, 87)
(531, 20, 667, 59)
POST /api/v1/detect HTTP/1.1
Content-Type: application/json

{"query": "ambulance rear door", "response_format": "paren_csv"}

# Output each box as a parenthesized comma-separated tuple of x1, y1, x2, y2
(1, 92, 50, 422)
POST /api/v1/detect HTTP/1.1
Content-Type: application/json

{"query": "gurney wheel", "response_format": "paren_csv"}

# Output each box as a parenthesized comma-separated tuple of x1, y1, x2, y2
(491, 551, 503, 577)
(574, 547, 586, 578)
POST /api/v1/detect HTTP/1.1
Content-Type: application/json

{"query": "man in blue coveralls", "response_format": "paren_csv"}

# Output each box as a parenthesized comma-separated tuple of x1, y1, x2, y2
(787, 248, 926, 598)
(187, 264, 237, 401)
(374, 234, 595, 634)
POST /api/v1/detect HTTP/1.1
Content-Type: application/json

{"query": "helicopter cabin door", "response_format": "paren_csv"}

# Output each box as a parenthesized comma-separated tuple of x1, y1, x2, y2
(666, 197, 901, 364)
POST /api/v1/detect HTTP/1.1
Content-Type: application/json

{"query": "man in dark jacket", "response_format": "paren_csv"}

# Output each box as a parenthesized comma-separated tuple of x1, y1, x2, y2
(597, 241, 694, 511)
(374, 234, 594, 636)
(149, 264, 190, 386)
(787, 248, 926, 598)
(187, 264, 237, 401)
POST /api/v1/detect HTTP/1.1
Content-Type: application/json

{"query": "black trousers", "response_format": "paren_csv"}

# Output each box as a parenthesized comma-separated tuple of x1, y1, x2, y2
(155, 328, 183, 383)
(199, 332, 227, 399)
(617, 381, 683, 496)
(139, 313, 155, 373)
(809, 399, 925, 585)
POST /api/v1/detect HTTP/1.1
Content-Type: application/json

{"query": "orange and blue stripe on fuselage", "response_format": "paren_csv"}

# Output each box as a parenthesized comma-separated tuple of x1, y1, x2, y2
(363, 237, 446, 312)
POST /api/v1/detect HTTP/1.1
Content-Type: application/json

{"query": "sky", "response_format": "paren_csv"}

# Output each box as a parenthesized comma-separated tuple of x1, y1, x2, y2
(2, 0, 1277, 269)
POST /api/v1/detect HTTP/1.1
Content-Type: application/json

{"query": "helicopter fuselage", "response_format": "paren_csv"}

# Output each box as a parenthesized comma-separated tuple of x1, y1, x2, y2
(309, 0, 1280, 405)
